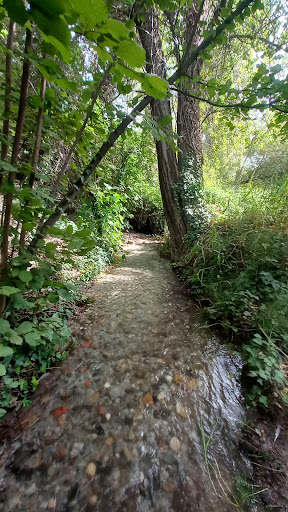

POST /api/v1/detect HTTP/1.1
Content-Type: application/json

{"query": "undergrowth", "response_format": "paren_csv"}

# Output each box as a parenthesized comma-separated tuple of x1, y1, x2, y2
(179, 180, 288, 406)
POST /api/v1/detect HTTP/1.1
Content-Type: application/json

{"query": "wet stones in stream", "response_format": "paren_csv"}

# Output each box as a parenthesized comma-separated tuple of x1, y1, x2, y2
(0, 235, 256, 512)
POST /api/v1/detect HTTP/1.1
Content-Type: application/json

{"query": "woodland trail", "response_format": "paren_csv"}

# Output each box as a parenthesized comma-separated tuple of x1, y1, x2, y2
(0, 234, 259, 511)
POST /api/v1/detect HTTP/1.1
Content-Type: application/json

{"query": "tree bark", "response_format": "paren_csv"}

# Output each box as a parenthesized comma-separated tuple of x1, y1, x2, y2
(0, 28, 32, 317)
(1, 20, 15, 167)
(137, 8, 187, 252)
(0, 20, 15, 230)
(19, 69, 46, 249)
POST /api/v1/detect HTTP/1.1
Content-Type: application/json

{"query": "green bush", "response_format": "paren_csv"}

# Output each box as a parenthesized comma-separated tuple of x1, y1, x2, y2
(179, 181, 288, 405)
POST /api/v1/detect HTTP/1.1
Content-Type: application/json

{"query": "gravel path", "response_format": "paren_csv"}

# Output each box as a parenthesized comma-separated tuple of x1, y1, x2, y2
(0, 235, 254, 511)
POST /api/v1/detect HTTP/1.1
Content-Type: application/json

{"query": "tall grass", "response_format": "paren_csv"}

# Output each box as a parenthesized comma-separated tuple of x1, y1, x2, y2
(180, 178, 288, 405)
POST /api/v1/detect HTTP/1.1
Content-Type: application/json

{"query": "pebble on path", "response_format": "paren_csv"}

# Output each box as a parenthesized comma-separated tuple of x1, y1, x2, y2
(86, 462, 96, 478)
(169, 436, 181, 451)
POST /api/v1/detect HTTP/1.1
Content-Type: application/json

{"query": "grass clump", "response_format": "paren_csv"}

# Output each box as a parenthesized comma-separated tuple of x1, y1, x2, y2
(180, 180, 288, 405)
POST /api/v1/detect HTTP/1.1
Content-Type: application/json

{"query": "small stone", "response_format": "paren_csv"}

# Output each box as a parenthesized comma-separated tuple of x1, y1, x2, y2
(135, 368, 146, 379)
(157, 391, 166, 401)
(142, 393, 153, 406)
(86, 462, 96, 478)
(164, 481, 175, 493)
(109, 387, 122, 399)
(174, 374, 185, 384)
(165, 375, 173, 384)
(105, 413, 111, 420)
(185, 378, 198, 391)
(122, 442, 132, 462)
(104, 382, 111, 388)
(25, 483, 37, 496)
(53, 447, 67, 460)
(176, 401, 189, 419)
(169, 437, 181, 451)
(48, 498, 56, 509)
(89, 495, 98, 504)
(71, 442, 84, 458)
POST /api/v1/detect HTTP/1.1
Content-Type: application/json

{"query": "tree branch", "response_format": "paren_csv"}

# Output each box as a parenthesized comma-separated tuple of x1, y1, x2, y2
(52, 63, 112, 194)
(229, 33, 288, 53)
(172, 86, 288, 113)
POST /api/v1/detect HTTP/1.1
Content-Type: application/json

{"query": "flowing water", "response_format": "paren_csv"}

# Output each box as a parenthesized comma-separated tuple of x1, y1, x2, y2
(0, 235, 263, 511)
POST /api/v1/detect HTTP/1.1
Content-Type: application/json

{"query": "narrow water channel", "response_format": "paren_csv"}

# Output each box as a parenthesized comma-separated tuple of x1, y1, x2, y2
(0, 235, 263, 511)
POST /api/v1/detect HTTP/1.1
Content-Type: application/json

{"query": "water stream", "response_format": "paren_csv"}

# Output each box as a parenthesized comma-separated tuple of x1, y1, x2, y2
(0, 236, 263, 511)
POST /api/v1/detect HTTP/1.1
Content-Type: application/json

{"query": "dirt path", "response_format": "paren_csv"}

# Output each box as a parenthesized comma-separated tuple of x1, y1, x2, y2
(0, 235, 259, 511)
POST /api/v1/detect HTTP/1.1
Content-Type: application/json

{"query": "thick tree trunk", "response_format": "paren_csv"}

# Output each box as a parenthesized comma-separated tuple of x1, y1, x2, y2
(137, 8, 187, 252)
(0, 28, 32, 316)
(175, 2, 208, 236)
(177, 4, 204, 173)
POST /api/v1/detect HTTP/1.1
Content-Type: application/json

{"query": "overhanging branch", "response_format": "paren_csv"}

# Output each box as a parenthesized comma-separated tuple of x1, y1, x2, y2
(172, 86, 288, 113)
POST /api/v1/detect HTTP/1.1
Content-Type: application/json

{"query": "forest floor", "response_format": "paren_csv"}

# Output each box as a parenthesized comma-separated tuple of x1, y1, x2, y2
(0, 234, 276, 512)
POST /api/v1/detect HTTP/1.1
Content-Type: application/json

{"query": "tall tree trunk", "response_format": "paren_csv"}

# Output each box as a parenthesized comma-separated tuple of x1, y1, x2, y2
(137, 8, 187, 253)
(176, 2, 209, 236)
(177, 2, 205, 171)
(0, 28, 32, 317)
(1, 20, 15, 168)
(19, 69, 46, 249)
(1, 20, 16, 230)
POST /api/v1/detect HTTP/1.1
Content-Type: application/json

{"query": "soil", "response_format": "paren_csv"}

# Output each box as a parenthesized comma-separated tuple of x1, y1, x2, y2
(0, 234, 269, 511)
(239, 409, 288, 511)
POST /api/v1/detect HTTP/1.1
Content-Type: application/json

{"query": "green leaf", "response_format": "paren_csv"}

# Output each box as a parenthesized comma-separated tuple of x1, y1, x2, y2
(66, 225, 74, 236)
(99, 18, 129, 41)
(46, 292, 59, 304)
(0, 319, 10, 335)
(31, 7, 71, 48)
(0, 345, 13, 357)
(17, 321, 34, 335)
(48, 227, 63, 236)
(116, 41, 145, 68)
(7, 330, 23, 345)
(94, 45, 113, 63)
(76, 0, 108, 29)
(0, 364, 6, 377)
(24, 331, 41, 347)
(41, 32, 71, 63)
(30, 0, 67, 15)
(0, 408, 6, 418)
(142, 75, 169, 99)
(11, 293, 34, 310)
(56, 78, 77, 92)
(3, 0, 29, 24)
(22, 221, 35, 232)
(75, 228, 91, 238)
(19, 270, 32, 283)
(58, 289, 71, 300)
(0, 286, 21, 296)
(258, 395, 268, 407)
(0, 160, 17, 173)
(160, 115, 172, 126)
